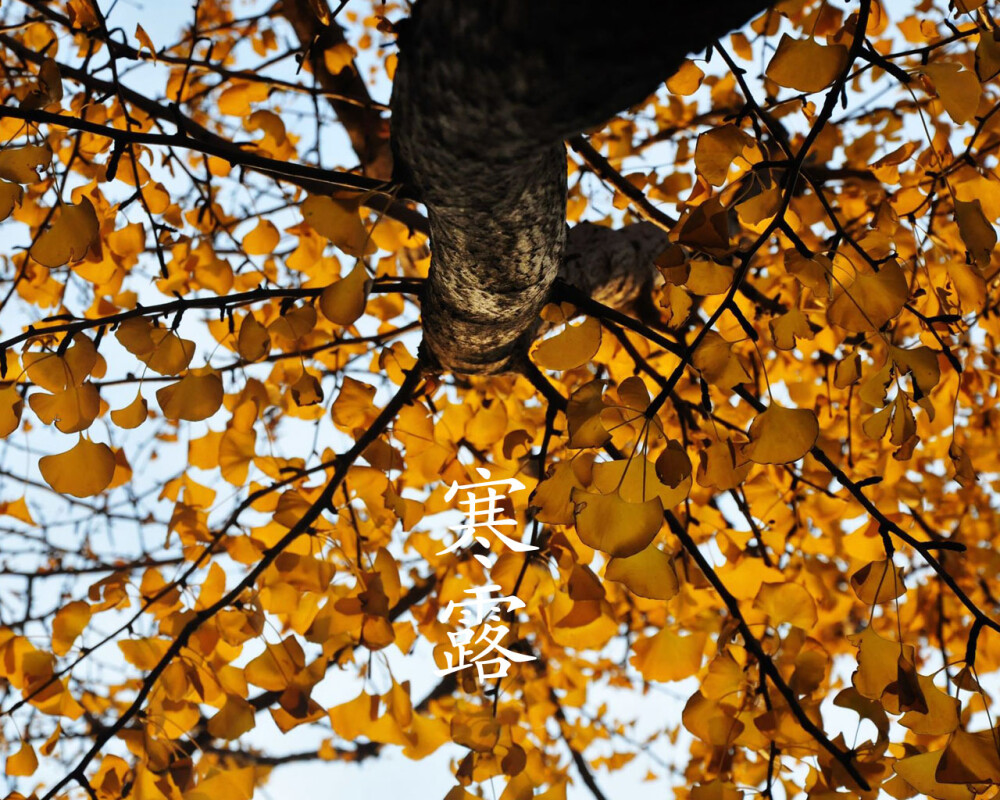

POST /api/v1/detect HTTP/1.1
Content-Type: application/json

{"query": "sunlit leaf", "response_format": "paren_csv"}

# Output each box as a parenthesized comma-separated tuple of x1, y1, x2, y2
(110, 391, 148, 429)
(0, 144, 51, 183)
(0, 384, 24, 437)
(605, 545, 679, 600)
(51, 600, 91, 656)
(237, 313, 271, 362)
(754, 582, 817, 628)
(320, 262, 370, 326)
(745, 404, 818, 464)
(156, 368, 224, 421)
(766, 35, 848, 93)
(954, 199, 996, 268)
(532, 316, 602, 371)
(632, 630, 706, 682)
(6, 742, 37, 777)
(0, 180, 23, 222)
(827, 260, 908, 332)
(571, 488, 662, 557)
(39, 438, 115, 498)
(693, 332, 751, 388)
(920, 63, 981, 124)
(207, 695, 256, 740)
(850, 559, 906, 605)
(31, 198, 99, 267)
(301, 195, 376, 257)
(242, 219, 280, 255)
(936, 729, 1000, 785)
(894, 751, 972, 800)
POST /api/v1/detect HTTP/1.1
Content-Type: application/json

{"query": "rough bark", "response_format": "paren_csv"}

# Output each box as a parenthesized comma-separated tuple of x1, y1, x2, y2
(390, 0, 772, 374)
(560, 222, 668, 320)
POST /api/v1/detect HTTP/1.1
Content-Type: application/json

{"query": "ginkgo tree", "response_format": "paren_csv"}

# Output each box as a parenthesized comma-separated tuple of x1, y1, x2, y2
(0, 0, 998, 798)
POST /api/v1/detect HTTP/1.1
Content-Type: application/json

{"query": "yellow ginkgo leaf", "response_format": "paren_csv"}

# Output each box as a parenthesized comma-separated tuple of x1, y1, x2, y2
(0, 144, 51, 183)
(237, 313, 271, 362)
(976, 29, 1000, 82)
(655, 440, 693, 489)
(695, 125, 753, 186)
(686, 259, 734, 295)
(682, 691, 743, 746)
(135, 23, 156, 59)
(936, 728, 1000, 785)
(320, 263, 370, 325)
(693, 331, 751, 388)
(110, 391, 148, 429)
(301, 195, 375, 257)
(118, 637, 170, 670)
(848, 626, 915, 700)
(696, 439, 750, 490)
(605, 545, 679, 600)
(6, 742, 38, 777)
(31, 198, 100, 267)
(894, 752, 972, 800)
(954, 199, 996, 268)
(784, 249, 832, 295)
(246, 110, 287, 147)
(145, 329, 196, 375)
(324, 42, 357, 74)
(920, 63, 981, 125)
(566, 380, 609, 448)
(691, 782, 743, 800)
(291, 372, 324, 406)
(219, 427, 255, 486)
(571, 487, 662, 557)
(39, 724, 61, 758)
(532, 316, 602, 371)
(899, 673, 960, 736)
(744, 404, 818, 464)
(0, 383, 24, 437)
(0, 180, 23, 222)
(827, 260, 908, 332)
(24, 336, 98, 392)
(591, 457, 690, 510)
(268, 304, 317, 342)
(114, 317, 156, 358)
(631, 630, 706, 682)
(217, 80, 269, 116)
(850, 559, 906, 605)
(156, 368, 224, 421)
(29, 383, 100, 433)
(207, 695, 256, 740)
(892, 750, 975, 800)
(245, 637, 303, 691)
(666, 61, 705, 96)
(39, 438, 116, 498)
(52, 600, 92, 656)
(770, 309, 813, 350)
(331, 377, 378, 431)
(753, 582, 817, 629)
(115, 319, 195, 376)
(766, 35, 849, 93)
(242, 219, 280, 256)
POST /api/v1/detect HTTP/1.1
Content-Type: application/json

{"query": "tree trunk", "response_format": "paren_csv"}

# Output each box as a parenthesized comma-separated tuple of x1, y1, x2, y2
(390, 0, 773, 374)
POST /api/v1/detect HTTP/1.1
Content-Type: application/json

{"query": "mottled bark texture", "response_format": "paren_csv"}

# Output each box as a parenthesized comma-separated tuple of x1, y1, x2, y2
(560, 221, 669, 321)
(390, 0, 772, 374)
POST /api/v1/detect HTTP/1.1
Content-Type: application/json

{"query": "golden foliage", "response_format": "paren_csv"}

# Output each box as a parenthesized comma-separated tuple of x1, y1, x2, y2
(0, 1, 999, 799)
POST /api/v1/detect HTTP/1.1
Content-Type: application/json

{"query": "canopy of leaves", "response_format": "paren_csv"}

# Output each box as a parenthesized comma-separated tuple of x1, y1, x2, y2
(0, 1, 998, 800)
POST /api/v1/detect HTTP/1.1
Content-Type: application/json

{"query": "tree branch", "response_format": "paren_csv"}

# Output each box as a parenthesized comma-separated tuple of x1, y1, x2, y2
(390, 0, 772, 373)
